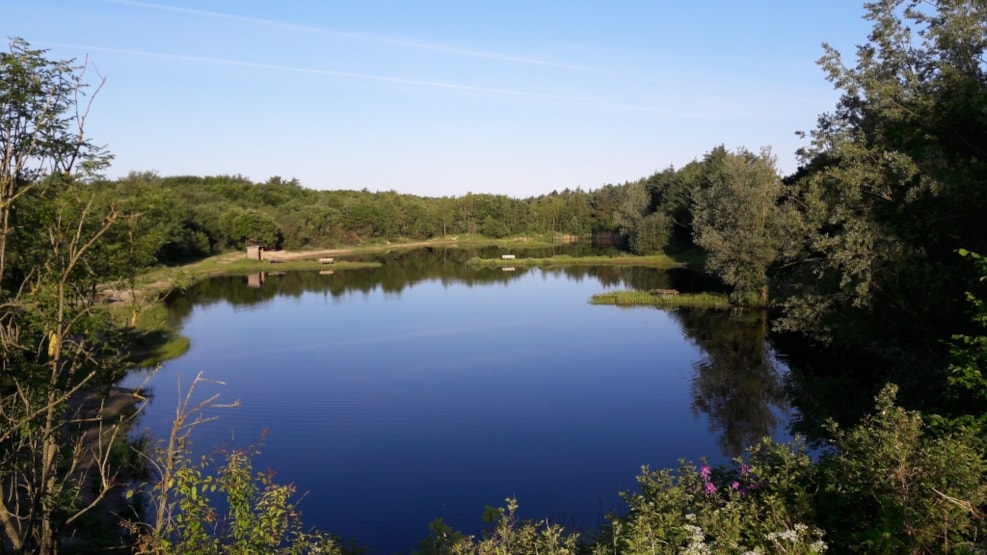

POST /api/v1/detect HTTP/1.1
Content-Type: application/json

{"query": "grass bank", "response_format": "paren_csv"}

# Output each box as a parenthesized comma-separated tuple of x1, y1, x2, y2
(591, 290, 731, 309)
(467, 253, 687, 268)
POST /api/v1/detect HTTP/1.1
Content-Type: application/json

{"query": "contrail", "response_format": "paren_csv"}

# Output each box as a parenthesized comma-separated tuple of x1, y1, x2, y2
(103, 0, 624, 75)
(50, 43, 609, 103)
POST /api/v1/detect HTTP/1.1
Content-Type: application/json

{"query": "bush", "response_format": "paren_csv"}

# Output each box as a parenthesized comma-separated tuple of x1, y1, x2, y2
(599, 438, 822, 554)
(816, 384, 987, 554)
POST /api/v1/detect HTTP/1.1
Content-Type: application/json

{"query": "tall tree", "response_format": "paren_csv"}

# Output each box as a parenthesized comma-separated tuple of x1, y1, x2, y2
(778, 0, 987, 351)
(0, 40, 135, 555)
(692, 147, 790, 306)
(0, 38, 110, 287)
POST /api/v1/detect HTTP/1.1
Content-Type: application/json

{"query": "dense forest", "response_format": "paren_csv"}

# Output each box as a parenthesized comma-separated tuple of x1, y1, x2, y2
(3, 0, 987, 553)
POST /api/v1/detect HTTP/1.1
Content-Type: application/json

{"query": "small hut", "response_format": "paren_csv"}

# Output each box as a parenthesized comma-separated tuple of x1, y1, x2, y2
(246, 245, 264, 260)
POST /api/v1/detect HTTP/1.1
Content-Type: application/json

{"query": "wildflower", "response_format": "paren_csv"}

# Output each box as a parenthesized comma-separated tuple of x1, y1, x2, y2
(700, 465, 712, 480)
(740, 463, 750, 476)
(730, 481, 740, 490)
(704, 481, 717, 495)
(682, 524, 711, 555)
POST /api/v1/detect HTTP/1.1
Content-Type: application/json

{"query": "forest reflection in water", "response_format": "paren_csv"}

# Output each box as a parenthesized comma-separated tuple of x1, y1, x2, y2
(132, 246, 795, 553)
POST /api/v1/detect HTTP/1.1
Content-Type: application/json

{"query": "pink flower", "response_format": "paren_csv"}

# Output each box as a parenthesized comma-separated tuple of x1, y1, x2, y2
(704, 482, 717, 495)
(731, 481, 740, 490)
(700, 465, 712, 481)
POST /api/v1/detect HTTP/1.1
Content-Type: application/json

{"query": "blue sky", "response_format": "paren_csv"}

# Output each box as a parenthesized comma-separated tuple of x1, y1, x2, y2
(5, 1, 872, 197)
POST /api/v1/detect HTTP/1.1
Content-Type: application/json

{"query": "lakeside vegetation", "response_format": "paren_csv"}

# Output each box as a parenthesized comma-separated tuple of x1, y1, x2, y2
(466, 253, 686, 269)
(590, 290, 732, 309)
(3, 0, 987, 553)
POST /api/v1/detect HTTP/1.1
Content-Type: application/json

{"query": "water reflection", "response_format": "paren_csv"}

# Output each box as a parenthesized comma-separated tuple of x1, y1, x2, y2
(168, 247, 721, 317)
(167, 248, 781, 462)
(137, 246, 796, 554)
(674, 309, 789, 457)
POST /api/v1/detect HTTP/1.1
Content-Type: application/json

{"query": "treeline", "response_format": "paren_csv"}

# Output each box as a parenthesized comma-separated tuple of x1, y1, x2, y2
(93, 173, 620, 260)
(86, 147, 786, 270)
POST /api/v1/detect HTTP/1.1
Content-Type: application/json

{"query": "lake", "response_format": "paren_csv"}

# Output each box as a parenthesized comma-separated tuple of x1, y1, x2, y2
(122, 246, 795, 554)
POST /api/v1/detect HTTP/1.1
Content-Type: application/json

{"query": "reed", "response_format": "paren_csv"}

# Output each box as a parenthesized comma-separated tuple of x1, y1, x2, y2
(468, 254, 685, 268)
(590, 290, 731, 309)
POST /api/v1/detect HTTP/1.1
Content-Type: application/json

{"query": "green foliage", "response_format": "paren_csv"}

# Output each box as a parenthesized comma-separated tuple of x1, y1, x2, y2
(481, 215, 509, 239)
(943, 249, 987, 425)
(599, 439, 822, 555)
(691, 146, 791, 306)
(0, 38, 142, 555)
(416, 519, 468, 555)
(598, 384, 987, 554)
(630, 211, 672, 255)
(434, 498, 579, 555)
(776, 0, 987, 356)
(467, 253, 684, 269)
(131, 373, 341, 555)
(133, 446, 340, 555)
(219, 207, 284, 249)
(1, 37, 112, 284)
(590, 290, 730, 309)
(816, 384, 987, 553)
(613, 180, 650, 247)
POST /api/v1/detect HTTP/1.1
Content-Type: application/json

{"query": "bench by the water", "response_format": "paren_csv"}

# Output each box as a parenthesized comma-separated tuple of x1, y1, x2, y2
(501, 254, 516, 260)
(319, 257, 335, 264)
(652, 288, 680, 296)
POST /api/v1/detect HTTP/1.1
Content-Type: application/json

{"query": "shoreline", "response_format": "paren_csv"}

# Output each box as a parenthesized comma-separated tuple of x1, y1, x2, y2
(103, 236, 565, 307)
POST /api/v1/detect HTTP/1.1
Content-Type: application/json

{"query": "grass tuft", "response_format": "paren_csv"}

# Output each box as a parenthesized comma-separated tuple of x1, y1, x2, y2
(591, 290, 731, 309)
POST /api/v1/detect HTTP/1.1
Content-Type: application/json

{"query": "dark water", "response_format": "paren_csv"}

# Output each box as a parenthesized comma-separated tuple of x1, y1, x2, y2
(123, 246, 793, 553)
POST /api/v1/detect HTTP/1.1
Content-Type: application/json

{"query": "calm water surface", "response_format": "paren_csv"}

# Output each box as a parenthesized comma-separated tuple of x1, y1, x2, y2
(123, 248, 794, 554)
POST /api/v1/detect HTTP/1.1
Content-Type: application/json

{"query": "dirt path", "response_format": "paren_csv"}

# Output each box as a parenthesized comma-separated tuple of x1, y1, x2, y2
(258, 239, 451, 261)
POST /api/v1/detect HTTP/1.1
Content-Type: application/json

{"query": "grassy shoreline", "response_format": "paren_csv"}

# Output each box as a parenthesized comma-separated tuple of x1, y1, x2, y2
(467, 253, 687, 268)
(591, 290, 731, 309)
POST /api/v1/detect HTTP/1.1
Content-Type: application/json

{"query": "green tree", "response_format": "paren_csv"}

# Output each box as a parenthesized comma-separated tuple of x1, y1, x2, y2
(778, 0, 987, 351)
(1, 37, 111, 287)
(219, 207, 283, 249)
(434, 196, 456, 237)
(613, 180, 651, 252)
(692, 147, 790, 306)
(481, 215, 509, 238)
(643, 164, 702, 248)
(0, 39, 137, 555)
(629, 212, 672, 254)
